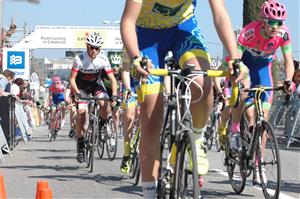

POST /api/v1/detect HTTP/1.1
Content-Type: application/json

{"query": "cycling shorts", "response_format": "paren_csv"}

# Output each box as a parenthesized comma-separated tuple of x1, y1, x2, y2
(51, 100, 66, 110)
(243, 55, 273, 110)
(52, 93, 65, 106)
(77, 83, 109, 110)
(136, 16, 211, 95)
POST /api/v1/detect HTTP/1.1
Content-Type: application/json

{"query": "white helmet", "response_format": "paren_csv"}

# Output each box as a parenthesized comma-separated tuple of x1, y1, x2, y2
(86, 32, 104, 47)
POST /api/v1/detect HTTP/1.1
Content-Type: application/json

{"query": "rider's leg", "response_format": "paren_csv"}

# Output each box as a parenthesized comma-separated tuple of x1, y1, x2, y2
(120, 102, 136, 173)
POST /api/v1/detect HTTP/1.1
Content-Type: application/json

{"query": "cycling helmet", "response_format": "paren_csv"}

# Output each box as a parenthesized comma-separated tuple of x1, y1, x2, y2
(260, 0, 287, 20)
(52, 76, 61, 84)
(86, 32, 104, 47)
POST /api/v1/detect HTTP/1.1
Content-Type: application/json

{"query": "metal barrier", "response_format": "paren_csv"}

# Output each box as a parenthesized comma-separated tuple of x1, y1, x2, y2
(269, 95, 300, 148)
(284, 98, 300, 148)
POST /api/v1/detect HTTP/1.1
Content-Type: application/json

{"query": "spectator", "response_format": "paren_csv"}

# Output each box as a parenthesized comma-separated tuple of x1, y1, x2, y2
(3, 70, 15, 92)
(0, 71, 9, 92)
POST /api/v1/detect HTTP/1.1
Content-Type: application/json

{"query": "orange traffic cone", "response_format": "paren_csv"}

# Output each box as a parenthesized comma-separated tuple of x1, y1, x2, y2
(38, 188, 52, 199)
(0, 176, 6, 199)
(35, 181, 49, 199)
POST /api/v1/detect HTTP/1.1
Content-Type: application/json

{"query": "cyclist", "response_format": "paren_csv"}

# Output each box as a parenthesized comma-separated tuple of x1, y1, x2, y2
(120, 46, 140, 174)
(69, 32, 118, 163)
(120, 0, 244, 197)
(48, 76, 66, 131)
(229, 0, 294, 184)
(100, 53, 123, 137)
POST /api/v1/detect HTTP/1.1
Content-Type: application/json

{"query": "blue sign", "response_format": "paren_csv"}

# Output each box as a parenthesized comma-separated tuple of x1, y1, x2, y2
(7, 51, 25, 69)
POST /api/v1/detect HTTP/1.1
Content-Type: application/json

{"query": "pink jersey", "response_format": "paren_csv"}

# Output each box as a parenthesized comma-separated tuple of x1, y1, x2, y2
(238, 21, 291, 61)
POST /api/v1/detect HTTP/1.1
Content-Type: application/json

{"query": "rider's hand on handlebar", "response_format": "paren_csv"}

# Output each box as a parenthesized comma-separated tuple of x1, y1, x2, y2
(283, 79, 293, 94)
(123, 89, 132, 101)
(74, 93, 81, 101)
(131, 56, 150, 80)
(228, 59, 249, 83)
(110, 95, 118, 107)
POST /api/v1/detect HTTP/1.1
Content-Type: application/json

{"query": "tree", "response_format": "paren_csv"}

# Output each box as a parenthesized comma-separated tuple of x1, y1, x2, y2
(243, 0, 265, 27)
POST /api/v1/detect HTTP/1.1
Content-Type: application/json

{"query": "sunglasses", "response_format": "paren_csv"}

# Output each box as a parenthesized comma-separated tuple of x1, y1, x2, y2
(265, 19, 283, 27)
(88, 45, 100, 51)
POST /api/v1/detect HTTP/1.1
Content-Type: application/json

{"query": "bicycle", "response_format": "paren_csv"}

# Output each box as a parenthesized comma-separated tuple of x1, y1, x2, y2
(79, 95, 110, 172)
(228, 85, 288, 198)
(49, 103, 64, 142)
(139, 59, 241, 198)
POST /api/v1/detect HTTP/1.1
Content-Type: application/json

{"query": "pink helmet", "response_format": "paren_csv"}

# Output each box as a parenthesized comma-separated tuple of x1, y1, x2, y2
(52, 76, 61, 84)
(260, 0, 287, 20)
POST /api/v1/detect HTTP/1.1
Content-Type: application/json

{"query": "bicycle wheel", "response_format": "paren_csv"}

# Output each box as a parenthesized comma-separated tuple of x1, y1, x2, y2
(215, 131, 222, 152)
(173, 131, 201, 199)
(240, 103, 254, 178)
(106, 118, 117, 161)
(96, 126, 105, 159)
(157, 120, 172, 199)
(257, 120, 281, 199)
(224, 137, 247, 194)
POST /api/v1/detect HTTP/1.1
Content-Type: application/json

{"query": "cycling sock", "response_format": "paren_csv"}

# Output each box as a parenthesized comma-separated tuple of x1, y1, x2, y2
(230, 122, 240, 134)
(142, 181, 157, 199)
(219, 121, 228, 130)
(193, 126, 206, 134)
(124, 141, 130, 157)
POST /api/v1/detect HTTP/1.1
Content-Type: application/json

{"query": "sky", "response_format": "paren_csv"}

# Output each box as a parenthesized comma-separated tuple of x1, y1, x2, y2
(2, 0, 300, 60)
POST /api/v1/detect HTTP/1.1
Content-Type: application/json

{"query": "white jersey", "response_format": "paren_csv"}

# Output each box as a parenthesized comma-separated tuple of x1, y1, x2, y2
(72, 51, 112, 82)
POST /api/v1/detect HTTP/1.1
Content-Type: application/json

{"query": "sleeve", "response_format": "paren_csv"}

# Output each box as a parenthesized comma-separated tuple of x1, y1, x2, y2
(103, 56, 113, 75)
(72, 56, 81, 73)
(280, 26, 292, 54)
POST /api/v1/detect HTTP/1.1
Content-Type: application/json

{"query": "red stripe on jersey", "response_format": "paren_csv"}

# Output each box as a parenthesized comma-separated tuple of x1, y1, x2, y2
(72, 67, 79, 72)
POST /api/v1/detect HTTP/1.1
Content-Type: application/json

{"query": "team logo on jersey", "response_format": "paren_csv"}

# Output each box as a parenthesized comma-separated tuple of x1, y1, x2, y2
(244, 28, 255, 41)
(267, 42, 275, 50)
(152, 2, 183, 16)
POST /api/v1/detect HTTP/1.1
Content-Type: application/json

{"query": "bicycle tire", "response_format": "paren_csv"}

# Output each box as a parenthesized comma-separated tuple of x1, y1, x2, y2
(106, 118, 117, 161)
(215, 132, 222, 152)
(89, 119, 98, 173)
(130, 128, 140, 179)
(207, 113, 217, 150)
(96, 126, 105, 159)
(133, 159, 140, 186)
(85, 123, 93, 169)
(173, 131, 201, 199)
(257, 120, 281, 199)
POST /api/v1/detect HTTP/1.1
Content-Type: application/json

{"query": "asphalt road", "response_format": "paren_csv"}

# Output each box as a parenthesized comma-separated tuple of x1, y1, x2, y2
(0, 121, 299, 199)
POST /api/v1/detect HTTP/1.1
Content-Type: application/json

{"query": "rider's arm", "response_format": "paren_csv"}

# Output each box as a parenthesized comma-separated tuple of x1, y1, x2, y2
(121, 50, 132, 90)
(209, 0, 240, 63)
(213, 77, 223, 94)
(120, 0, 142, 60)
(106, 71, 118, 96)
(69, 65, 80, 94)
(282, 51, 294, 81)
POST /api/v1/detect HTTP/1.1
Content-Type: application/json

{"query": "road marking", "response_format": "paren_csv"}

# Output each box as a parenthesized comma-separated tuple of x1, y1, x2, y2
(209, 168, 297, 199)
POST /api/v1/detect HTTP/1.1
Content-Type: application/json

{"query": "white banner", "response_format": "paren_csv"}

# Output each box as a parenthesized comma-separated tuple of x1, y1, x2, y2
(2, 48, 30, 80)
(13, 26, 123, 50)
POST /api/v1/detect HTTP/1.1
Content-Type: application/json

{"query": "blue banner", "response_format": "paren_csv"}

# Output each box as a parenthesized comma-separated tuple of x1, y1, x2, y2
(7, 51, 25, 69)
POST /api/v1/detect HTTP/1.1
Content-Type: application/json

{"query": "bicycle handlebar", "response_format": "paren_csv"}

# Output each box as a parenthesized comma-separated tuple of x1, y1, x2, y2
(147, 68, 239, 107)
